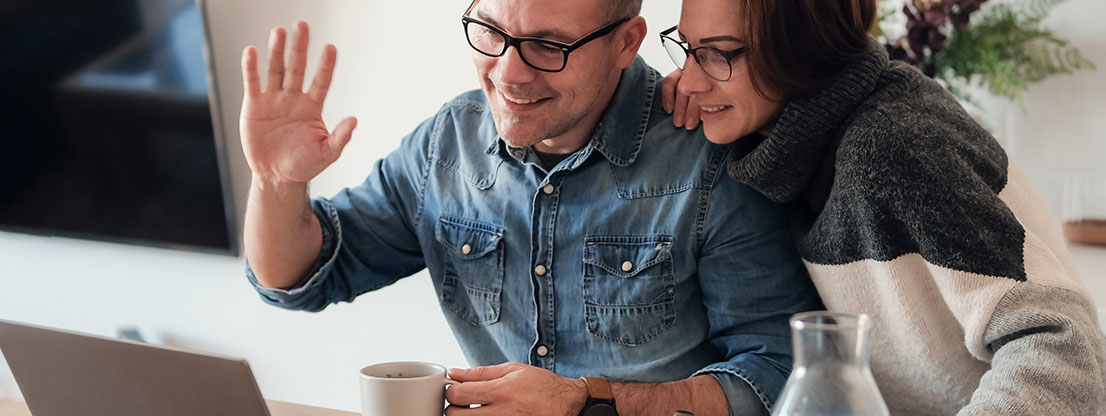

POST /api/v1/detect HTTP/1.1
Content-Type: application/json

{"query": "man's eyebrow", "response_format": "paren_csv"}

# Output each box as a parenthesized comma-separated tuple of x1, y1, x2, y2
(475, 9, 576, 42)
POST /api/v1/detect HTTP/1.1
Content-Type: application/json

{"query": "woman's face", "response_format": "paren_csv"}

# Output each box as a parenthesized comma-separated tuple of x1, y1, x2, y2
(676, 0, 784, 144)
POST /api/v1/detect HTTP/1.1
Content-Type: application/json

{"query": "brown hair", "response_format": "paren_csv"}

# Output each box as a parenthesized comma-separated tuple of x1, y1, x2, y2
(741, 0, 877, 100)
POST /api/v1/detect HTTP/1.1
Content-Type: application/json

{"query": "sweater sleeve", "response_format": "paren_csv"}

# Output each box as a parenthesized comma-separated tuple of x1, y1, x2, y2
(959, 282, 1106, 415)
(955, 162, 1106, 414)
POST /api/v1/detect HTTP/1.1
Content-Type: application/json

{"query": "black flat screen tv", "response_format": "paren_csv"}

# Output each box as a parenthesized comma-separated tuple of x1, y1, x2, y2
(0, 0, 237, 255)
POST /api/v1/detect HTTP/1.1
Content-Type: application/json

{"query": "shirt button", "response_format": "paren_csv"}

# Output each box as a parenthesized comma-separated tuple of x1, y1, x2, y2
(536, 345, 549, 357)
(667, 287, 675, 295)
(542, 184, 555, 194)
(621, 261, 633, 272)
(461, 244, 472, 255)
(535, 264, 547, 276)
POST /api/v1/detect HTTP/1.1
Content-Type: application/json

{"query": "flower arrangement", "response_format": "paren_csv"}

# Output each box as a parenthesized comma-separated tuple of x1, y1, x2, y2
(874, 0, 1096, 103)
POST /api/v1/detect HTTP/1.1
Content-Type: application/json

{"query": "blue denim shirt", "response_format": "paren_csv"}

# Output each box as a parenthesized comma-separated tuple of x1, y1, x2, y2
(247, 57, 821, 413)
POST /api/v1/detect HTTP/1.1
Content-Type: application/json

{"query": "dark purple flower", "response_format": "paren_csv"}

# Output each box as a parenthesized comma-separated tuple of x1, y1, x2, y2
(887, 0, 989, 77)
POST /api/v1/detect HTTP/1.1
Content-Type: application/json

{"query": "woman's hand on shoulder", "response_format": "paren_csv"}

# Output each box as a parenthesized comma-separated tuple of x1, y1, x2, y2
(661, 69, 701, 130)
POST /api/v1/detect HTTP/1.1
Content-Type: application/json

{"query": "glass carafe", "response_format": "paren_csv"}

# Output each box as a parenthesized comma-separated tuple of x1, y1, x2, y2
(771, 312, 889, 416)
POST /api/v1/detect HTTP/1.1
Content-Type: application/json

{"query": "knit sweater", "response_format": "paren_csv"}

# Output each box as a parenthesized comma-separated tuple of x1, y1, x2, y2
(726, 39, 1106, 414)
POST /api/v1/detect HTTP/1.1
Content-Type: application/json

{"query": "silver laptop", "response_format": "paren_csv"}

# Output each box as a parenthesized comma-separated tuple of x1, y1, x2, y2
(0, 319, 271, 416)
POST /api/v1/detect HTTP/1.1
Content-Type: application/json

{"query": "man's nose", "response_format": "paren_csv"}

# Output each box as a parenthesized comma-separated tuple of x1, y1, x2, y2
(491, 45, 538, 86)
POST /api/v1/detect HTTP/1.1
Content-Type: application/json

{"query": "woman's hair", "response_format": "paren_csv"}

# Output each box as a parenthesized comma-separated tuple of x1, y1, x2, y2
(741, 0, 877, 100)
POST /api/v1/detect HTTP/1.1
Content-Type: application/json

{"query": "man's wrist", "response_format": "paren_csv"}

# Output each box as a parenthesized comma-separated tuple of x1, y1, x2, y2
(569, 376, 590, 415)
(579, 377, 618, 416)
(251, 175, 308, 195)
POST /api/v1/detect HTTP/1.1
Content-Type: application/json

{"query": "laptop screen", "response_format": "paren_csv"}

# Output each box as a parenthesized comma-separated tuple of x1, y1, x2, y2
(0, 320, 270, 416)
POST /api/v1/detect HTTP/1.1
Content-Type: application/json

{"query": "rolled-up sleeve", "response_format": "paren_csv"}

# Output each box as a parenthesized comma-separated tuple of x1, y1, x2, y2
(246, 202, 343, 311)
(692, 169, 823, 415)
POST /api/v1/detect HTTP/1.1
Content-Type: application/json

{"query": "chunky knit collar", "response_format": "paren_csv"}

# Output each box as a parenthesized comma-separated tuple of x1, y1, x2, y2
(726, 39, 890, 203)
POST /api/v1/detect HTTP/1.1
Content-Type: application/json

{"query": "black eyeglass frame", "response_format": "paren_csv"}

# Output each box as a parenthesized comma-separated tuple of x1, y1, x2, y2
(659, 25, 746, 82)
(461, 0, 630, 73)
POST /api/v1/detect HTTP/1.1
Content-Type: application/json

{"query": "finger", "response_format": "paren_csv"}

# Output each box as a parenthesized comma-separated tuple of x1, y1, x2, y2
(241, 46, 261, 97)
(662, 69, 682, 113)
(327, 116, 357, 154)
(265, 26, 287, 93)
(284, 20, 310, 92)
(308, 44, 337, 103)
(444, 380, 494, 406)
(673, 86, 689, 128)
(447, 363, 515, 382)
(684, 94, 701, 130)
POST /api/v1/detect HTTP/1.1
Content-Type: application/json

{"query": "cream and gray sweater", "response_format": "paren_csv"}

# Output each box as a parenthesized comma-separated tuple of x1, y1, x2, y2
(726, 40, 1106, 414)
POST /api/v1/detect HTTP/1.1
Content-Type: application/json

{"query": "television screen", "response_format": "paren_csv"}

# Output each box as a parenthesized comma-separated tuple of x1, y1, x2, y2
(0, 0, 236, 254)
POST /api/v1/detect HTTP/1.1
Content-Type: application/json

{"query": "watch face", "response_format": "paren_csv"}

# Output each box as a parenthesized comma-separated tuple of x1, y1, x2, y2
(582, 403, 618, 416)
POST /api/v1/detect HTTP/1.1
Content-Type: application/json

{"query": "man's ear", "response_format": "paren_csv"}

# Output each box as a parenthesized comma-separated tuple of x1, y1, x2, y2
(613, 16, 647, 69)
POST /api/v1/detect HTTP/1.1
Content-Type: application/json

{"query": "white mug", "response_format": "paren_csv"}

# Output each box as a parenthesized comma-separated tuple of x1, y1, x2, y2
(359, 361, 456, 416)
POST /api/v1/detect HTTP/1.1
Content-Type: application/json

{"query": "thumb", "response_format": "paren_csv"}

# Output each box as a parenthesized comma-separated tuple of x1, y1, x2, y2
(448, 363, 514, 382)
(328, 116, 358, 153)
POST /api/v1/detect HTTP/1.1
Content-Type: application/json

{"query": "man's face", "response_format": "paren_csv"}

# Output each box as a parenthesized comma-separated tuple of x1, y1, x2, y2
(468, 0, 623, 148)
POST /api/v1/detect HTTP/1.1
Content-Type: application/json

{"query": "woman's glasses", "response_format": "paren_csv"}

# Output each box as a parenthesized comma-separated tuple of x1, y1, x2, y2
(660, 25, 745, 82)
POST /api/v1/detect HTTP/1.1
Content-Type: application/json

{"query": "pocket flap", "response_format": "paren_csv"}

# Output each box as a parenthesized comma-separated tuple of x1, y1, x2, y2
(583, 235, 673, 278)
(436, 215, 504, 259)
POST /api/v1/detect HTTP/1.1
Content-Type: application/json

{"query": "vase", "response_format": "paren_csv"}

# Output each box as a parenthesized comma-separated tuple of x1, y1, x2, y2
(772, 312, 889, 416)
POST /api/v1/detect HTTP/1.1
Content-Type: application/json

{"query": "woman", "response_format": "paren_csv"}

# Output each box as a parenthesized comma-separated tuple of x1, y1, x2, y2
(661, 0, 1106, 413)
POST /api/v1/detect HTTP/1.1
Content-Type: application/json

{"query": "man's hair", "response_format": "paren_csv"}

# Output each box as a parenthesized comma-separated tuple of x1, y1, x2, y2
(604, 0, 642, 21)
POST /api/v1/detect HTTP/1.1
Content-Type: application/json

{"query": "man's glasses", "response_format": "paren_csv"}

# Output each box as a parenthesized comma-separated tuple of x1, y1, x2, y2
(461, 0, 629, 73)
(660, 25, 745, 82)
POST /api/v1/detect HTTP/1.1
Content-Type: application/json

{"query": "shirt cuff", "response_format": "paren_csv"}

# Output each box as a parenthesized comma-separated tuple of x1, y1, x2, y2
(693, 362, 780, 416)
(245, 201, 342, 306)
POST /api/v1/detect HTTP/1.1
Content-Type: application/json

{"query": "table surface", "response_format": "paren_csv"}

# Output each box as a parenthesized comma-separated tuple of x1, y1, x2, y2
(0, 399, 357, 416)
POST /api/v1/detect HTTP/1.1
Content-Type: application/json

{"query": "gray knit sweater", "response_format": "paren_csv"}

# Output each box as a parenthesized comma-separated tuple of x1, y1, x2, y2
(726, 40, 1106, 414)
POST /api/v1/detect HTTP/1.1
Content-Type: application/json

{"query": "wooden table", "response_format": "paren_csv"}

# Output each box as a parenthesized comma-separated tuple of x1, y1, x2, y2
(0, 399, 357, 416)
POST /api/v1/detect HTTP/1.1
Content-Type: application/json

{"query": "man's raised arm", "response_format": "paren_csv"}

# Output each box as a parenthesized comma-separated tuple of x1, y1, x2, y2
(239, 21, 357, 289)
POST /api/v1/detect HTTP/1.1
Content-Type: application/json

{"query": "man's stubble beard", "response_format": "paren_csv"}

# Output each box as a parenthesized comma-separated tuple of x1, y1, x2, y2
(495, 92, 603, 149)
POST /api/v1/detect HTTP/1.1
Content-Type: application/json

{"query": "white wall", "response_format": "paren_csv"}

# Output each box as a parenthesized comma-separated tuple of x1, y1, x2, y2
(1, 0, 1103, 412)
(0, 0, 680, 412)
(984, 0, 1106, 220)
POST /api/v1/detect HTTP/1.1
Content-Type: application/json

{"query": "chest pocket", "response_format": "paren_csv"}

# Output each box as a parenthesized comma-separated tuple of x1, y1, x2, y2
(582, 235, 676, 346)
(436, 215, 505, 327)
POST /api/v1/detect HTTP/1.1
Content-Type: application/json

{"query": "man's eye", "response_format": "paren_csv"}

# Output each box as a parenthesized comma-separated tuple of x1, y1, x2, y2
(529, 42, 562, 56)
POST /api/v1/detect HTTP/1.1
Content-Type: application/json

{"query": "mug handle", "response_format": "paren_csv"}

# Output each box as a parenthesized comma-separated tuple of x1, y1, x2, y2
(444, 378, 457, 388)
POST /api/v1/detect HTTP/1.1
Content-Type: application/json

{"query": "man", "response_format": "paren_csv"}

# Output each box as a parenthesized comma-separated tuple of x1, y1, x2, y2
(239, 0, 821, 414)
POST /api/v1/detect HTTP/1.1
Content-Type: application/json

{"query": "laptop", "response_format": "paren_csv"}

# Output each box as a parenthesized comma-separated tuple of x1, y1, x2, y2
(0, 319, 271, 416)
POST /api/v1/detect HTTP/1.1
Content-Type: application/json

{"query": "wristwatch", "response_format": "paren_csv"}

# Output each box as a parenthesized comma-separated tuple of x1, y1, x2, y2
(578, 377, 618, 416)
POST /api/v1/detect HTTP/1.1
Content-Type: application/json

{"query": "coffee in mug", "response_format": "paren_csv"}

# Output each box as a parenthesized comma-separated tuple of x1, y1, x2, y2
(359, 361, 455, 416)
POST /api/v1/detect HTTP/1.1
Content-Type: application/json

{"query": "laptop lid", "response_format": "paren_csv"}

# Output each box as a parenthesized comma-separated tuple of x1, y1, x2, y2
(0, 319, 271, 416)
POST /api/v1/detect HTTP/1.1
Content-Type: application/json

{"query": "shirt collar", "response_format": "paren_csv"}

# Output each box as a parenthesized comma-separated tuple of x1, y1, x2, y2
(485, 56, 657, 169)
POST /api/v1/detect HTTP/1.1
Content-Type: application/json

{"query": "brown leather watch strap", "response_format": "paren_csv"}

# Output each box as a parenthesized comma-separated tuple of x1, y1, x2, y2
(581, 377, 614, 400)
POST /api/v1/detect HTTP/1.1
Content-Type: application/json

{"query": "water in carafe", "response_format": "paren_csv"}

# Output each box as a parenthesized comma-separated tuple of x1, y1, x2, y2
(772, 312, 889, 416)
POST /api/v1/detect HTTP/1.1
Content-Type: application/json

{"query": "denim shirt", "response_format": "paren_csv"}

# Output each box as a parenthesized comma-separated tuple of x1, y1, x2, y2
(247, 57, 821, 412)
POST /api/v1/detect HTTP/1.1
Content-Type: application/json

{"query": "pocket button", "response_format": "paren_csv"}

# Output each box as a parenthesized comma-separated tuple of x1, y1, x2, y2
(462, 244, 472, 255)
(621, 261, 633, 272)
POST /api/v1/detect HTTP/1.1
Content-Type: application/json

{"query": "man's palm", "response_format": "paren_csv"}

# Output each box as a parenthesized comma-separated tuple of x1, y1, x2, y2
(240, 21, 356, 185)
